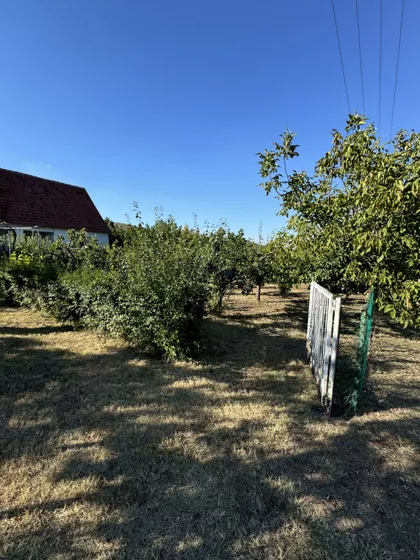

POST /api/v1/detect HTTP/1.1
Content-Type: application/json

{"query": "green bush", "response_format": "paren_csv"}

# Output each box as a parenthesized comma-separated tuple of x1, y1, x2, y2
(123, 219, 210, 357)
(205, 226, 269, 312)
(2, 251, 57, 307)
(1, 220, 283, 357)
(59, 221, 210, 358)
(1, 222, 211, 359)
(206, 227, 246, 312)
(0, 269, 9, 304)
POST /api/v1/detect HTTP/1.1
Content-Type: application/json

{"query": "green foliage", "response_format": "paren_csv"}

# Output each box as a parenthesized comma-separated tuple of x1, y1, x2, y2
(1, 218, 278, 355)
(13, 234, 53, 256)
(51, 229, 110, 272)
(121, 218, 210, 357)
(1, 221, 211, 359)
(206, 226, 253, 312)
(0, 228, 16, 256)
(2, 249, 57, 307)
(258, 115, 420, 328)
(0, 257, 10, 304)
(104, 218, 137, 246)
(246, 241, 272, 291)
(1, 231, 108, 311)
(204, 225, 277, 311)
(267, 230, 301, 295)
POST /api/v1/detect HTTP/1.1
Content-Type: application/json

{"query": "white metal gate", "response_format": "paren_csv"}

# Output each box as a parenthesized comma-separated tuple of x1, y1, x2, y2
(307, 282, 341, 413)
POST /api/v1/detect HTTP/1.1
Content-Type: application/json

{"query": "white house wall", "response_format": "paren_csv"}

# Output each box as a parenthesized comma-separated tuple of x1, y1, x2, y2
(9, 226, 109, 247)
(52, 229, 109, 246)
(92, 232, 110, 246)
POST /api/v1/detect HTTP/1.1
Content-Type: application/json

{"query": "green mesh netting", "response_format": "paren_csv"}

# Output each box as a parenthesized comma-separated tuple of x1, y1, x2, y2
(348, 287, 375, 412)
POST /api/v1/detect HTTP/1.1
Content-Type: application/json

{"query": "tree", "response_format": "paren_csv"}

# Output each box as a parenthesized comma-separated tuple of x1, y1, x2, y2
(245, 241, 273, 302)
(206, 226, 253, 312)
(104, 218, 137, 246)
(267, 229, 301, 294)
(258, 115, 420, 328)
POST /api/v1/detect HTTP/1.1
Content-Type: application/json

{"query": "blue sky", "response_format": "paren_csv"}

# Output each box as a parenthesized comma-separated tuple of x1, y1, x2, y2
(0, 0, 417, 239)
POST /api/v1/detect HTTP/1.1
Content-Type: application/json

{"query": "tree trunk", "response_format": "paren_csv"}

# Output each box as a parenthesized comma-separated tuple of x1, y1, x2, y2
(256, 284, 261, 302)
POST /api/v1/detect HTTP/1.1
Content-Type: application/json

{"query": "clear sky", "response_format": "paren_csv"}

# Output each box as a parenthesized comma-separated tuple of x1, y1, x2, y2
(0, 0, 417, 239)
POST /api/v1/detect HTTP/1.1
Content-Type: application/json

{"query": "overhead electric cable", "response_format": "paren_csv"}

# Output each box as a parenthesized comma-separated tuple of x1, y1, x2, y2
(379, 0, 383, 136)
(355, 0, 365, 113)
(390, 0, 405, 140)
(332, 0, 351, 114)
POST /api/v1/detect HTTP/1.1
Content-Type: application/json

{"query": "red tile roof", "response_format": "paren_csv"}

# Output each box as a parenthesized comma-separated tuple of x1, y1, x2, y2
(0, 168, 109, 233)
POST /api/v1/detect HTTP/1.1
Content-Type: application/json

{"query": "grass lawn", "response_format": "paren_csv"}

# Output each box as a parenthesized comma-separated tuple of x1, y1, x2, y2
(1, 287, 420, 559)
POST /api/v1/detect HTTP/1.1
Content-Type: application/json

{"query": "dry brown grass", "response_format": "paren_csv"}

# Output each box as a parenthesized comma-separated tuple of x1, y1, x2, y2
(1, 287, 420, 559)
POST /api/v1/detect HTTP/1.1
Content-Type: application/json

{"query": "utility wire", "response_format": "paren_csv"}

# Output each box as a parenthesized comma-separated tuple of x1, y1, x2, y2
(390, 0, 405, 140)
(378, 0, 383, 136)
(332, 0, 351, 114)
(355, 0, 365, 114)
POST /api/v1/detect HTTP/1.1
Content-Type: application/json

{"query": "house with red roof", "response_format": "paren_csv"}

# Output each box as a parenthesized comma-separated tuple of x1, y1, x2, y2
(0, 167, 109, 247)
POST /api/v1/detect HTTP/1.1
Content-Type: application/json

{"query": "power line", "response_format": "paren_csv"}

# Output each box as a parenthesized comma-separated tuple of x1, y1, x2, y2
(390, 0, 405, 140)
(332, 0, 351, 114)
(355, 0, 365, 114)
(378, 0, 383, 136)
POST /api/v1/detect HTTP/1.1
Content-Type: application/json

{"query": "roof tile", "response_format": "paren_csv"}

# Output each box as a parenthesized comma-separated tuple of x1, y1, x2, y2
(0, 168, 109, 233)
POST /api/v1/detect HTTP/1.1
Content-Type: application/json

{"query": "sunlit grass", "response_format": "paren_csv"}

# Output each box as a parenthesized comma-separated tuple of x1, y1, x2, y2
(1, 287, 420, 559)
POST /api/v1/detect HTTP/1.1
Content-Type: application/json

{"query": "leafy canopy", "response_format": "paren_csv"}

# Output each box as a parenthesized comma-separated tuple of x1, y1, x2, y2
(258, 114, 420, 328)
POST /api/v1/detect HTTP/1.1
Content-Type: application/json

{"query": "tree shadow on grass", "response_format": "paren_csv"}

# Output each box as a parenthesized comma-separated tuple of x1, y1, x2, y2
(0, 324, 75, 335)
(0, 323, 310, 558)
(201, 318, 307, 377)
(0, 311, 309, 463)
(1, 300, 420, 559)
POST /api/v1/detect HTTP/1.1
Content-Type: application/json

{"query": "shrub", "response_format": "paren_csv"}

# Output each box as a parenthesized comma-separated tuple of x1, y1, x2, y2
(2, 251, 57, 307)
(205, 227, 263, 312)
(0, 269, 9, 304)
(1, 221, 211, 359)
(123, 219, 210, 357)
